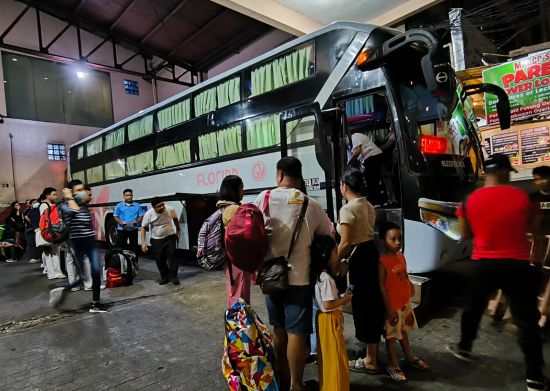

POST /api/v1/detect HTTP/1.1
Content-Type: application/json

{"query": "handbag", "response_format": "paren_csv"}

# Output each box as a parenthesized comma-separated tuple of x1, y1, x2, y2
(35, 229, 50, 247)
(336, 245, 358, 277)
(259, 194, 309, 295)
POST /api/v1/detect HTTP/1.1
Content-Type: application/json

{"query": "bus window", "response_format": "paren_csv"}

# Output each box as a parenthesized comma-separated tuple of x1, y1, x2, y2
(156, 140, 191, 169)
(126, 150, 153, 176)
(217, 124, 242, 156)
(71, 170, 85, 183)
(86, 138, 102, 156)
(86, 165, 103, 184)
(157, 99, 191, 131)
(198, 132, 218, 160)
(286, 115, 315, 143)
(104, 127, 124, 151)
(105, 159, 125, 180)
(246, 114, 280, 150)
(128, 115, 153, 142)
(77, 146, 84, 159)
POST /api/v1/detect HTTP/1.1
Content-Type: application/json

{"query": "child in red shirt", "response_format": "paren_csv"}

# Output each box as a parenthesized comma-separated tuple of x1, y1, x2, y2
(379, 222, 428, 382)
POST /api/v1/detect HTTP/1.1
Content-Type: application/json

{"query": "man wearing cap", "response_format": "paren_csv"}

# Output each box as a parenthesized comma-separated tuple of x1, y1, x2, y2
(140, 198, 181, 285)
(447, 153, 546, 391)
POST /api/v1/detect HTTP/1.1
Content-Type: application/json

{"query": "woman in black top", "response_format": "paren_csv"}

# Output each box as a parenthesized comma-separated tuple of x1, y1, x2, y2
(4, 202, 24, 262)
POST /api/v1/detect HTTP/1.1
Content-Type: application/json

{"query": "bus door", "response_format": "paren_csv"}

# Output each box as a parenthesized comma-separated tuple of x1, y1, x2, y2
(279, 104, 335, 221)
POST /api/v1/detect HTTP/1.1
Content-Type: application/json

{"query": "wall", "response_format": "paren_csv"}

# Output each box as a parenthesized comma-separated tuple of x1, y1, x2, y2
(0, 118, 99, 203)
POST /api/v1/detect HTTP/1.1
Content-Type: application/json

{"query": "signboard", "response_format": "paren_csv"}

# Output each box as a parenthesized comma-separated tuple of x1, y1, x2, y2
(492, 132, 519, 159)
(520, 126, 550, 164)
(482, 50, 550, 125)
(304, 177, 320, 191)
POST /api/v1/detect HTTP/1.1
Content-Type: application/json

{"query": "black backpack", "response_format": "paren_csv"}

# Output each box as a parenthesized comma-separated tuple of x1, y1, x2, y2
(105, 248, 138, 285)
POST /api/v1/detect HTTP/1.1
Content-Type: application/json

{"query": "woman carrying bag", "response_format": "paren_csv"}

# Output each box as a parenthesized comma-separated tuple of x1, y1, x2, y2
(337, 170, 384, 374)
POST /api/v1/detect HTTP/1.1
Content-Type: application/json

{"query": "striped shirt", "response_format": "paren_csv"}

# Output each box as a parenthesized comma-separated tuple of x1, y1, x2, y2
(59, 203, 95, 239)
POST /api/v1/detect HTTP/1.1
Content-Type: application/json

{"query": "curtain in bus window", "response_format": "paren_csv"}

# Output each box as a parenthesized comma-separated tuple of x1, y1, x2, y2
(246, 114, 280, 150)
(72, 170, 85, 183)
(217, 77, 240, 109)
(86, 138, 102, 156)
(156, 140, 191, 169)
(194, 88, 217, 117)
(217, 125, 242, 156)
(250, 44, 313, 97)
(104, 127, 124, 150)
(199, 132, 218, 160)
(126, 150, 153, 176)
(158, 99, 191, 131)
(128, 115, 153, 141)
(105, 159, 126, 180)
(345, 95, 374, 116)
(86, 166, 103, 184)
(77, 146, 84, 159)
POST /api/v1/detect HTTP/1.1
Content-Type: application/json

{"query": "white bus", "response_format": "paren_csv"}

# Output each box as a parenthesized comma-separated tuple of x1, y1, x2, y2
(68, 22, 510, 273)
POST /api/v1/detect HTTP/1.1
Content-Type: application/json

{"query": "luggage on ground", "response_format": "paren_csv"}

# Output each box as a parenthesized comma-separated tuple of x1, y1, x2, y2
(225, 204, 267, 272)
(222, 298, 278, 391)
(105, 248, 138, 288)
(196, 209, 226, 270)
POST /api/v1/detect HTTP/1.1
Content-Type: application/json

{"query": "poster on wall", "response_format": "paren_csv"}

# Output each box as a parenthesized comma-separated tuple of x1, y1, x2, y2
(520, 126, 550, 164)
(491, 132, 520, 161)
(482, 49, 550, 125)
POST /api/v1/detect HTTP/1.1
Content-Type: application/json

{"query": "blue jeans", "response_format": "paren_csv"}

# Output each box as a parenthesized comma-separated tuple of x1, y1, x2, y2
(66, 237, 101, 302)
(310, 298, 318, 355)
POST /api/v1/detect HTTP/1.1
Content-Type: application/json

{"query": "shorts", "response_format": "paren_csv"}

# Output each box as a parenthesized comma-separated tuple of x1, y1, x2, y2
(384, 302, 418, 340)
(265, 285, 313, 335)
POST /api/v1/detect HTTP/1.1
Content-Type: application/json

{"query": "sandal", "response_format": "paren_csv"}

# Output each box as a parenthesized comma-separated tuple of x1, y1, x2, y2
(387, 366, 407, 383)
(405, 356, 429, 370)
(349, 359, 378, 374)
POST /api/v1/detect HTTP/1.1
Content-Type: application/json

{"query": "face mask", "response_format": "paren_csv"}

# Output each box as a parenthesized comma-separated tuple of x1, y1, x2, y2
(74, 191, 87, 203)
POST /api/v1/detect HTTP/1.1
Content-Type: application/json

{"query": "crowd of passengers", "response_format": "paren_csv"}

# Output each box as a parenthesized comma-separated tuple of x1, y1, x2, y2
(1, 154, 549, 391)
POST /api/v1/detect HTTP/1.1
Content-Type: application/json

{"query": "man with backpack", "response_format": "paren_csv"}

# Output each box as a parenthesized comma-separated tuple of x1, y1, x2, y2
(141, 197, 181, 285)
(39, 187, 65, 279)
(254, 157, 332, 391)
(49, 180, 107, 313)
(114, 188, 143, 259)
(448, 154, 547, 391)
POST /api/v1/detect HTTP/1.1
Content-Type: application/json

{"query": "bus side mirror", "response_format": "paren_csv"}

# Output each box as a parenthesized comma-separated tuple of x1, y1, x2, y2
(463, 83, 511, 130)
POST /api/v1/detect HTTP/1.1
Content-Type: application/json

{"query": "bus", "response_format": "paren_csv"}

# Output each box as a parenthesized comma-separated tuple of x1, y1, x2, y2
(68, 22, 510, 273)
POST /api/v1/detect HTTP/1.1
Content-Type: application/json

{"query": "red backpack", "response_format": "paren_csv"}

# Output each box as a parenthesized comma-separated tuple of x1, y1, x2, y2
(225, 203, 267, 273)
(39, 203, 69, 244)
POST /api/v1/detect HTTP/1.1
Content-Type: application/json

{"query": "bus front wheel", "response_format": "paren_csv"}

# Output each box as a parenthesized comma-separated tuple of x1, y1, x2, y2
(106, 219, 118, 247)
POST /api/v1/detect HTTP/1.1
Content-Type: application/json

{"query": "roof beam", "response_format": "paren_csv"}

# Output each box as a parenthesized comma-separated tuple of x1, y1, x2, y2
(209, 0, 322, 36)
(139, 0, 191, 45)
(109, 0, 138, 31)
(366, 0, 444, 26)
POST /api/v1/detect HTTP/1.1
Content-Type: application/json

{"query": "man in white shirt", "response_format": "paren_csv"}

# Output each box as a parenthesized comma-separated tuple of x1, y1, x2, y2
(254, 157, 332, 391)
(141, 198, 181, 285)
(349, 131, 385, 206)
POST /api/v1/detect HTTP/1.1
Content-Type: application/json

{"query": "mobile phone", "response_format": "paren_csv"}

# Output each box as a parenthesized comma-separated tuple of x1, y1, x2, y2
(347, 284, 354, 294)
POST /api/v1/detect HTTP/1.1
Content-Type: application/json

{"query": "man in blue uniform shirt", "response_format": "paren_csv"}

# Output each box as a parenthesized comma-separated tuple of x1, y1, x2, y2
(113, 189, 143, 259)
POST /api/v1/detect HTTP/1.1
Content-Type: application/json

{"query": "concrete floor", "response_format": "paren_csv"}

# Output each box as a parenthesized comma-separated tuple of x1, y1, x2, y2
(0, 254, 548, 390)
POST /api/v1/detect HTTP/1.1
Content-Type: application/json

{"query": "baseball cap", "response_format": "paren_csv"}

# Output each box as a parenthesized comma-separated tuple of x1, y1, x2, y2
(484, 153, 517, 173)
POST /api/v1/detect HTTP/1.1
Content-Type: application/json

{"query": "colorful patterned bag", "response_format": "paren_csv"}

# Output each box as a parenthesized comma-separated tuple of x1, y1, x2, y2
(222, 299, 279, 391)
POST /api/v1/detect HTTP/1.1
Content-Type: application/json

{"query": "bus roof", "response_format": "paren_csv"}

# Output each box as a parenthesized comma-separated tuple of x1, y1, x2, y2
(70, 21, 378, 148)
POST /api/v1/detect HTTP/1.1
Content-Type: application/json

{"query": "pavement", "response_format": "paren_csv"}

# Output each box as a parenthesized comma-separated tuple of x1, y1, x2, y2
(0, 253, 549, 390)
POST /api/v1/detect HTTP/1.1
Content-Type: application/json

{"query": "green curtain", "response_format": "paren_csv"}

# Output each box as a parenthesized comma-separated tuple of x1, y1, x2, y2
(105, 159, 126, 180)
(86, 138, 102, 156)
(246, 114, 280, 150)
(199, 132, 218, 160)
(86, 165, 103, 184)
(194, 88, 217, 117)
(126, 150, 154, 176)
(345, 95, 374, 116)
(286, 116, 315, 143)
(156, 140, 191, 169)
(250, 44, 313, 97)
(158, 99, 191, 131)
(77, 146, 84, 159)
(217, 77, 241, 109)
(104, 127, 124, 150)
(128, 115, 153, 142)
(218, 125, 242, 156)
(72, 170, 85, 183)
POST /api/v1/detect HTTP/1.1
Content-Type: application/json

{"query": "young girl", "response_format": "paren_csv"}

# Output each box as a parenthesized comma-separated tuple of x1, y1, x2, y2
(311, 235, 353, 391)
(378, 222, 428, 382)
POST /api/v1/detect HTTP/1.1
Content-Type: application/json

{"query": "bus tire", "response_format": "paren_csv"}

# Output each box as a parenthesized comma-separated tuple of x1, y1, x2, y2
(106, 218, 118, 248)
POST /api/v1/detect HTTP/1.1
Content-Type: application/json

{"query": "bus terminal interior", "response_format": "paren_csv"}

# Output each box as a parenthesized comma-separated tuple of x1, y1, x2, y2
(0, 1, 549, 390)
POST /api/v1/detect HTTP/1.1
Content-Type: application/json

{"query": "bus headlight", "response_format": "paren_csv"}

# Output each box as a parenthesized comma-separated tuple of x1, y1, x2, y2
(420, 210, 461, 241)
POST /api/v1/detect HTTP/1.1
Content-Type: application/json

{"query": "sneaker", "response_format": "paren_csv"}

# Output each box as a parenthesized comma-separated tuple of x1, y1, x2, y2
(158, 278, 169, 285)
(28, 258, 40, 264)
(446, 344, 474, 363)
(5, 259, 17, 263)
(70, 286, 82, 292)
(171, 278, 180, 285)
(84, 287, 92, 291)
(89, 302, 108, 313)
(527, 378, 549, 391)
(49, 287, 67, 308)
(100, 284, 106, 290)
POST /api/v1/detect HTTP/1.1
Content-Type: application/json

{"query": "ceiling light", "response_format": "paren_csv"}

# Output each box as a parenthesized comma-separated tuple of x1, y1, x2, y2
(43, 77, 48, 80)
(11, 58, 18, 62)
(76, 71, 88, 79)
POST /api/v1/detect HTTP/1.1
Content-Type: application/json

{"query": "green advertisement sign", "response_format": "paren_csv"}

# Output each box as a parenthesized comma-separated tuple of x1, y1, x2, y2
(482, 49, 550, 125)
